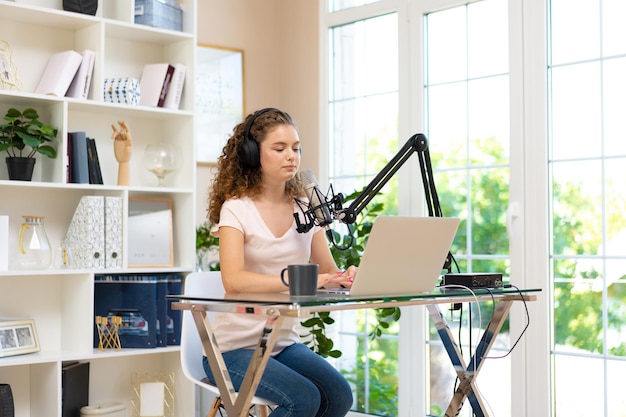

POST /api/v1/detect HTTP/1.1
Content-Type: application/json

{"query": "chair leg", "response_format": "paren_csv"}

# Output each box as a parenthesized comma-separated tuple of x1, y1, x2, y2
(207, 396, 222, 417)
(258, 405, 269, 417)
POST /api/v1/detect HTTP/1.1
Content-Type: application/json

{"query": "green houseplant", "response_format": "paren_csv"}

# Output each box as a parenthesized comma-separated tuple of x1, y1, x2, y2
(196, 221, 220, 271)
(0, 107, 58, 181)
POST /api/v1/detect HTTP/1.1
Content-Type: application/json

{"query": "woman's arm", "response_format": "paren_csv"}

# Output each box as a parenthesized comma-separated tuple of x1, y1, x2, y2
(310, 230, 356, 289)
(218, 226, 288, 293)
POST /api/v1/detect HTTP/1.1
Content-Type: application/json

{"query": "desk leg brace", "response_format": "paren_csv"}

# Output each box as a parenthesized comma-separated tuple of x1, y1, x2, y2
(426, 300, 514, 417)
(192, 308, 284, 417)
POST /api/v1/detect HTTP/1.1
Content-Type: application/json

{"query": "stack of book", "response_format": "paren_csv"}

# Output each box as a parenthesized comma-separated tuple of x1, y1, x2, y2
(35, 49, 95, 99)
(138, 62, 186, 109)
(67, 131, 103, 185)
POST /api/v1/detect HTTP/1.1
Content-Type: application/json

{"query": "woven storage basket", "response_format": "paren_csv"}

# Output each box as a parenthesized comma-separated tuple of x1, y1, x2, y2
(63, 0, 98, 15)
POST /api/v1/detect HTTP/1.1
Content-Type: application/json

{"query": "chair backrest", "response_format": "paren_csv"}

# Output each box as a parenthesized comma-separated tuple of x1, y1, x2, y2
(180, 271, 225, 384)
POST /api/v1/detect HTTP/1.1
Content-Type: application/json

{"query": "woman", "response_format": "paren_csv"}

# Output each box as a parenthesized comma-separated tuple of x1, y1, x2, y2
(205, 108, 357, 416)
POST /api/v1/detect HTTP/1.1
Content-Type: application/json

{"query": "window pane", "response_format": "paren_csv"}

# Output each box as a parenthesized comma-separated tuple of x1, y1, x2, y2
(554, 278, 604, 355)
(426, 7, 467, 85)
(549, 63, 602, 161)
(330, 99, 365, 178)
(330, 14, 397, 101)
(467, 0, 508, 78)
(603, 58, 626, 156)
(468, 75, 510, 164)
(551, 159, 602, 256)
(329, 0, 381, 13)
(604, 266, 626, 356)
(470, 167, 509, 255)
(550, 0, 600, 65)
(427, 82, 468, 168)
(607, 359, 626, 413)
(554, 355, 604, 416)
(603, 0, 626, 56)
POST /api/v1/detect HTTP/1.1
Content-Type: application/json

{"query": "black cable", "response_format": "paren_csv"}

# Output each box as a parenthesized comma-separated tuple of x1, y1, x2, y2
(481, 285, 530, 360)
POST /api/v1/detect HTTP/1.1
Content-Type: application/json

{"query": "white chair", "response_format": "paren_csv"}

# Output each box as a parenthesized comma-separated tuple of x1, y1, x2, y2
(180, 271, 276, 417)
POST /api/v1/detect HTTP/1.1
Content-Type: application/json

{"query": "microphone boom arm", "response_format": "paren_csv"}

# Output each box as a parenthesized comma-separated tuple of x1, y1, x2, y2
(336, 133, 442, 224)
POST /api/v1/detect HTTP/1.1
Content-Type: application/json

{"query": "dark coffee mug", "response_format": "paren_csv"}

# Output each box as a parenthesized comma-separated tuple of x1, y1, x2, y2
(280, 264, 318, 296)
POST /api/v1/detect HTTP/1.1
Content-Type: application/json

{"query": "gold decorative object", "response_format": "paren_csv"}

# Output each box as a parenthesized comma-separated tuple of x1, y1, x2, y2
(0, 40, 22, 91)
(95, 316, 122, 351)
(130, 371, 175, 417)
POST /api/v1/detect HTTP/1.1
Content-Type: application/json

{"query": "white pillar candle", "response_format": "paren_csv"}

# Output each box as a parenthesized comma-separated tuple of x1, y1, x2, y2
(140, 382, 165, 416)
(0, 216, 8, 271)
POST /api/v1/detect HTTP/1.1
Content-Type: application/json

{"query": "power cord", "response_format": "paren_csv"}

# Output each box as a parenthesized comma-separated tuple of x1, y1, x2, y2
(480, 284, 530, 360)
(438, 284, 531, 417)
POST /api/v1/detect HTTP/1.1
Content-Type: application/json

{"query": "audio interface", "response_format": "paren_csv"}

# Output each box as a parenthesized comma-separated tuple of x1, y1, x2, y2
(441, 273, 504, 288)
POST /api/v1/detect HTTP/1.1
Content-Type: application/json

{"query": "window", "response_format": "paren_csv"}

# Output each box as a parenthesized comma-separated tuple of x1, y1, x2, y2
(327, 10, 401, 416)
(548, 0, 626, 415)
(423, 1, 512, 415)
(322, 0, 626, 415)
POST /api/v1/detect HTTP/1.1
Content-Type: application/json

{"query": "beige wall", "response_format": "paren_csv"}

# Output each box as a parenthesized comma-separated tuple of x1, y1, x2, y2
(195, 0, 320, 224)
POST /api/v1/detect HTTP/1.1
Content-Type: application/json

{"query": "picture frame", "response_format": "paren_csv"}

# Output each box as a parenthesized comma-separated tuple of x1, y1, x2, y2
(0, 40, 21, 91)
(0, 319, 40, 357)
(195, 44, 245, 165)
(127, 198, 174, 267)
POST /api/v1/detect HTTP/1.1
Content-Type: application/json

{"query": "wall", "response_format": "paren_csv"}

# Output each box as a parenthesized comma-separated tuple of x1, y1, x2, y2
(195, 0, 320, 224)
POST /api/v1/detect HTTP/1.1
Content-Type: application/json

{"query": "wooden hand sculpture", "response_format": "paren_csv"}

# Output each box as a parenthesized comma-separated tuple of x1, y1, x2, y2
(111, 120, 132, 186)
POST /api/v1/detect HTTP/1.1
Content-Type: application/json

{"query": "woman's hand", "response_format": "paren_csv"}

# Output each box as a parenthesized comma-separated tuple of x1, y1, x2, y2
(319, 266, 357, 289)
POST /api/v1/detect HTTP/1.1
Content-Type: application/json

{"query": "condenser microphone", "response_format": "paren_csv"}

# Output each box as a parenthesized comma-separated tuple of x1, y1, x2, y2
(297, 169, 334, 231)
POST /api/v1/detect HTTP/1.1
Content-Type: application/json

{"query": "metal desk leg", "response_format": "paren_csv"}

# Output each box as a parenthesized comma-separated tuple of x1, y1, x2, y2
(426, 300, 514, 417)
(191, 307, 284, 417)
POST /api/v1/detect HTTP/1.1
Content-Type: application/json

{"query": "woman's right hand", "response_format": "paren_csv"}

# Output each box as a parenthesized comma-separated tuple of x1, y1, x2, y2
(319, 270, 354, 289)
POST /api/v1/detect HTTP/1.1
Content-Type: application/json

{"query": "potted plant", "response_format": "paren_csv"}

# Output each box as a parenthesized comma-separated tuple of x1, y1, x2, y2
(196, 221, 220, 271)
(0, 107, 58, 181)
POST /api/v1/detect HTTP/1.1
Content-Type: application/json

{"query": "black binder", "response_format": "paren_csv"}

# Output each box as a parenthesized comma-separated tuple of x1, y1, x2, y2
(62, 361, 89, 417)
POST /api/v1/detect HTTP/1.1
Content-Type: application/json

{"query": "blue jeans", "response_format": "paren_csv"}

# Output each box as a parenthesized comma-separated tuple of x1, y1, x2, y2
(203, 343, 353, 417)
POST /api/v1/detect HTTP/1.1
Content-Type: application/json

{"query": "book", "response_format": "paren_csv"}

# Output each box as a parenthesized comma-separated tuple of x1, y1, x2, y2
(61, 361, 89, 417)
(166, 274, 182, 345)
(86, 137, 103, 185)
(66, 132, 72, 182)
(35, 50, 83, 96)
(162, 63, 186, 110)
(69, 131, 89, 184)
(138, 63, 175, 107)
(156, 274, 168, 347)
(66, 49, 95, 99)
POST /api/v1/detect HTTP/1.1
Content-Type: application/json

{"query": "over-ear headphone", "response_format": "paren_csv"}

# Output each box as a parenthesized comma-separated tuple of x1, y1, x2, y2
(240, 107, 278, 169)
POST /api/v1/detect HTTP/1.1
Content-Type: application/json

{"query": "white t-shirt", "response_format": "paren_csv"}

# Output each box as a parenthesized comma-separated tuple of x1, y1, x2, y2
(211, 196, 320, 354)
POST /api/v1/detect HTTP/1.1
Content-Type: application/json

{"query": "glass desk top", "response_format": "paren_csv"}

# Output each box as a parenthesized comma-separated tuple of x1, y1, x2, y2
(169, 287, 541, 316)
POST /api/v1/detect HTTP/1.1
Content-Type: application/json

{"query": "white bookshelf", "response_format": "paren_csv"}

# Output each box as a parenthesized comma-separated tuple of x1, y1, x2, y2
(0, 1, 197, 416)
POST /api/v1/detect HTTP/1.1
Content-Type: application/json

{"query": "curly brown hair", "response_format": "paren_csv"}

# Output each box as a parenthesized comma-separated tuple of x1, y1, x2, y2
(207, 108, 305, 224)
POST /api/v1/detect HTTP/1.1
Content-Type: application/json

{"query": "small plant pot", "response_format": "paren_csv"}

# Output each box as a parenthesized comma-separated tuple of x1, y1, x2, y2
(6, 157, 36, 181)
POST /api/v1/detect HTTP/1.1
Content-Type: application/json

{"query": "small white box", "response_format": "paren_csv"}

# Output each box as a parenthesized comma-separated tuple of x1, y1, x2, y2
(80, 402, 126, 417)
(103, 78, 141, 106)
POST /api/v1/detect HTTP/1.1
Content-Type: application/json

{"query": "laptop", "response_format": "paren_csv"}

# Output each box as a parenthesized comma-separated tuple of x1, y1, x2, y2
(319, 216, 460, 297)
